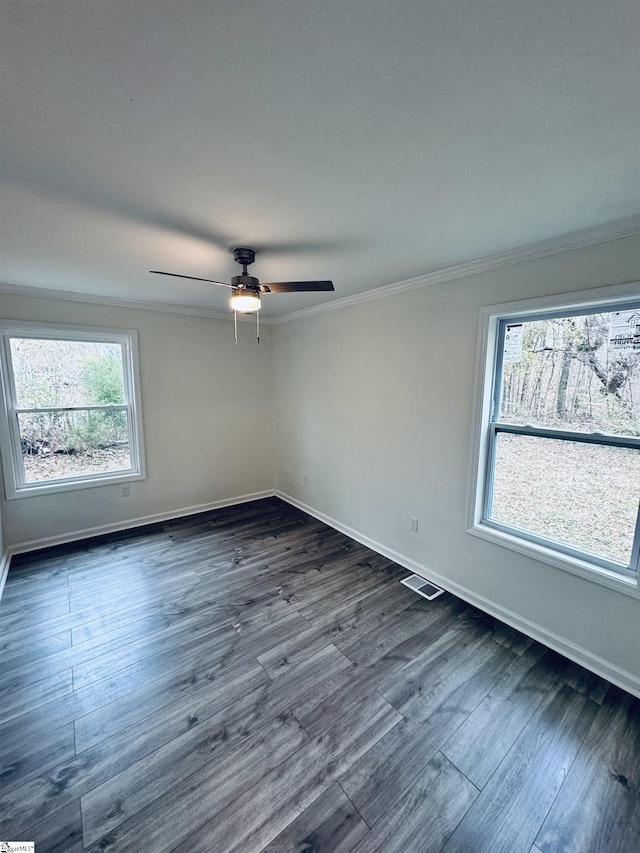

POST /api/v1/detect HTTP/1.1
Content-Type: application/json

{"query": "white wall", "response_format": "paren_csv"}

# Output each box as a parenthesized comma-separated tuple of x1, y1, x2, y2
(273, 234, 640, 692)
(0, 293, 273, 549)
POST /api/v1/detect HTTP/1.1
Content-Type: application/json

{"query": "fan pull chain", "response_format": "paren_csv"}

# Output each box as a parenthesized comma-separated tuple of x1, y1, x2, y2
(256, 309, 260, 343)
(234, 309, 238, 343)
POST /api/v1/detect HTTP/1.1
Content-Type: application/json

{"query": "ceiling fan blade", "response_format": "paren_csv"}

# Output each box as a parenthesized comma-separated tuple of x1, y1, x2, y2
(260, 280, 334, 294)
(149, 270, 233, 288)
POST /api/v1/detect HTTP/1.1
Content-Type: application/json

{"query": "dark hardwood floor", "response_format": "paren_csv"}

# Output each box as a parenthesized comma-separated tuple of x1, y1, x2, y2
(1, 497, 638, 852)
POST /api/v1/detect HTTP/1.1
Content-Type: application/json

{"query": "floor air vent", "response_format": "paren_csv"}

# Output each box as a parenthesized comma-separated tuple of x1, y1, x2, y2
(401, 574, 445, 601)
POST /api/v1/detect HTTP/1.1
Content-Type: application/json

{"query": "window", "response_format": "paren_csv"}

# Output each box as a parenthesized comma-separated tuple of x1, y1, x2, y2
(0, 322, 145, 498)
(469, 286, 640, 594)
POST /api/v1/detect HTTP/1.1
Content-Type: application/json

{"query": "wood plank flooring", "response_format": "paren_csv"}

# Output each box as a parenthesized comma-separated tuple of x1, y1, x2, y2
(0, 497, 638, 852)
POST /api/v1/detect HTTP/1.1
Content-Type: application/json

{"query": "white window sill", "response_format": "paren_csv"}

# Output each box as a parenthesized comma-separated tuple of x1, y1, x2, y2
(5, 470, 145, 500)
(467, 522, 640, 599)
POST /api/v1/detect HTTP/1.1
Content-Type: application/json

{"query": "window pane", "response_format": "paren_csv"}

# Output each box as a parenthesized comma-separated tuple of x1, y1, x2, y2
(18, 409, 131, 483)
(490, 433, 640, 567)
(499, 310, 640, 436)
(10, 338, 125, 408)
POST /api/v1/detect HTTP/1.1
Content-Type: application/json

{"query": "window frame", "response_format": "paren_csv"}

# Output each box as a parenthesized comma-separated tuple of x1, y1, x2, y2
(0, 320, 146, 499)
(467, 282, 640, 598)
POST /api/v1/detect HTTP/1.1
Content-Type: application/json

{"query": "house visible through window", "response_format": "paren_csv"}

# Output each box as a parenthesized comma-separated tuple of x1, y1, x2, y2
(0, 322, 145, 498)
(471, 293, 640, 589)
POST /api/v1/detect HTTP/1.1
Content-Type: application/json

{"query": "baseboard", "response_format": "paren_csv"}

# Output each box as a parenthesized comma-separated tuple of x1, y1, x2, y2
(276, 490, 640, 699)
(7, 489, 276, 558)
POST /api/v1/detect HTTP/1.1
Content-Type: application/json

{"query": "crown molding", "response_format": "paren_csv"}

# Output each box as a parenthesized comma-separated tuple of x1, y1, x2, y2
(1, 220, 638, 325)
(270, 221, 640, 324)
(0, 281, 262, 323)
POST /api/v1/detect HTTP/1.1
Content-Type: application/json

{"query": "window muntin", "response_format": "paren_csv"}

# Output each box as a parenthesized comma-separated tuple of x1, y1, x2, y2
(0, 323, 145, 497)
(483, 301, 640, 580)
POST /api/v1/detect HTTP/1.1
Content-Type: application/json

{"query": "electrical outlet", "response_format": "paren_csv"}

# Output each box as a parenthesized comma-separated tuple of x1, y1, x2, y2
(303, 472, 310, 485)
(410, 516, 419, 533)
(121, 485, 130, 497)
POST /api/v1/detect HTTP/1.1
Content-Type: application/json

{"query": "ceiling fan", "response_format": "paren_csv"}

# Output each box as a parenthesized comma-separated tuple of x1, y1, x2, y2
(150, 247, 334, 341)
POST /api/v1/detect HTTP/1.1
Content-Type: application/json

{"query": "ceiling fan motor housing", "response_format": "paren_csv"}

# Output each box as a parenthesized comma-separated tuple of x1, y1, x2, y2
(231, 274, 260, 291)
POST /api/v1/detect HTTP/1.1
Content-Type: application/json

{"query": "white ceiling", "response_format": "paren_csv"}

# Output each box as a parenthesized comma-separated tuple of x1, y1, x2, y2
(1, 1, 638, 318)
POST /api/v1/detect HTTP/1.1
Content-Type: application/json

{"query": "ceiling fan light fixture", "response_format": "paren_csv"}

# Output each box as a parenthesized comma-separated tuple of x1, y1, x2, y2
(230, 291, 261, 312)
